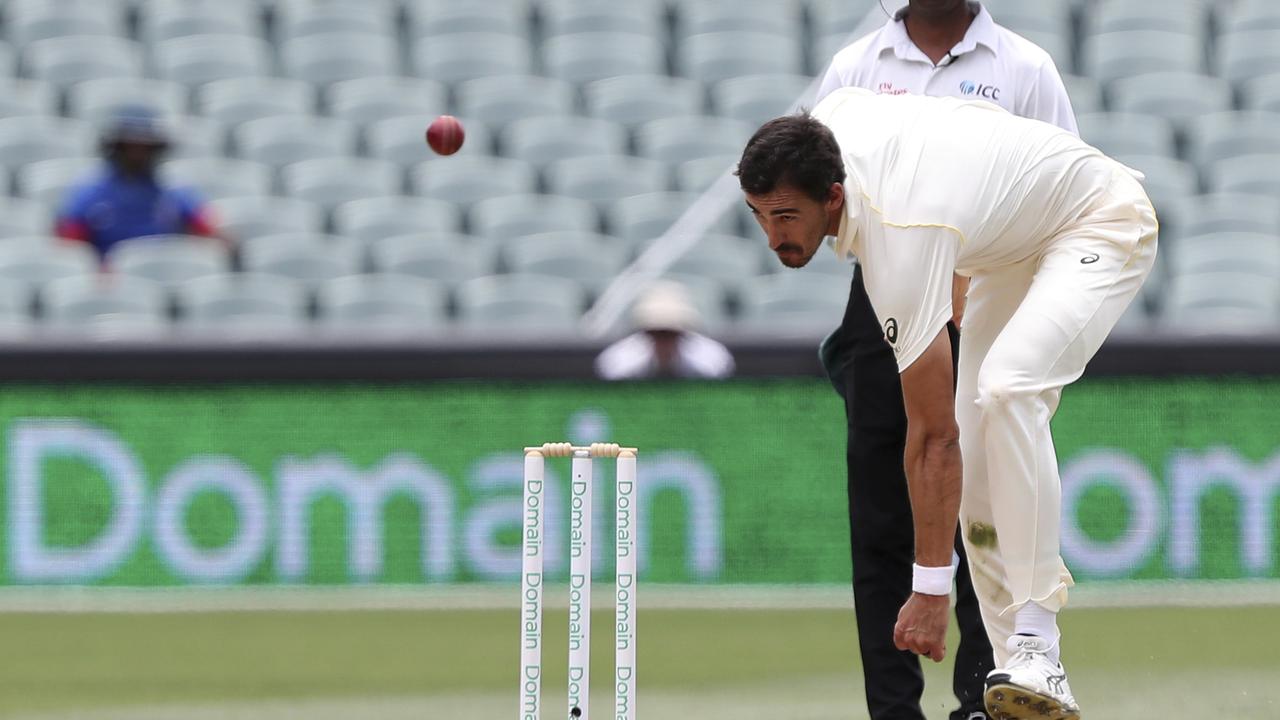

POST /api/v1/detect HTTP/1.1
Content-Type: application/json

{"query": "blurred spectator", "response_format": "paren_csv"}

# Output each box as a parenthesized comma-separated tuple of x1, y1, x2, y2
(595, 280, 734, 380)
(55, 106, 217, 256)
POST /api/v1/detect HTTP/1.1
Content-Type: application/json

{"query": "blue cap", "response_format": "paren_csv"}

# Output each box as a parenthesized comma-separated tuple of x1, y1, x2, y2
(102, 104, 170, 145)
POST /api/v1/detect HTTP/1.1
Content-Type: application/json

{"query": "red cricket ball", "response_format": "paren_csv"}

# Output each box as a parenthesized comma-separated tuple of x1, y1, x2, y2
(426, 115, 465, 156)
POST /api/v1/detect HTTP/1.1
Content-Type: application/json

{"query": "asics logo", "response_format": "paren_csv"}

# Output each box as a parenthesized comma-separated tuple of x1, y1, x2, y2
(1047, 673, 1067, 694)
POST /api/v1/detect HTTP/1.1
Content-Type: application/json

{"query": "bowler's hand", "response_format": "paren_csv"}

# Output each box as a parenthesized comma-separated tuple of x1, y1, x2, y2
(894, 592, 950, 662)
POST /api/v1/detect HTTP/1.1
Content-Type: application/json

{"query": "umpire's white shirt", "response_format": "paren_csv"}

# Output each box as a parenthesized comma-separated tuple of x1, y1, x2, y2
(816, 2, 1078, 134)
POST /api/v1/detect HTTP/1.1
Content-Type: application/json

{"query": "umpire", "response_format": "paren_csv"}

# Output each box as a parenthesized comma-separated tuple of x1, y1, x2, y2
(814, 2, 1078, 719)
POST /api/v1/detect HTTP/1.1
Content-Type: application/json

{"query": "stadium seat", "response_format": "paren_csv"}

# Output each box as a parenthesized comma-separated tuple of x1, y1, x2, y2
(239, 233, 364, 284)
(674, 155, 736, 192)
(198, 77, 317, 126)
(274, 0, 396, 40)
(607, 191, 738, 242)
(1081, 31, 1204, 85)
(314, 273, 450, 334)
(501, 115, 628, 167)
(0, 240, 96, 287)
(41, 273, 168, 332)
(583, 75, 705, 130)
(470, 194, 599, 240)
(141, 0, 260, 43)
(678, 32, 805, 85)
(6, 0, 126, 48)
(279, 157, 402, 212)
(540, 0, 664, 38)
(0, 78, 56, 119)
(165, 115, 226, 159)
(674, 0, 802, 37)
(1111, 298, 1153, 335)
(662, 234, 765, 291)
(0, 116, 95, 169)
(0, 273, 33, 318)
(162, 157, 272, 200)
(24, 36, 143, 88)
(455, 75, 576, 132)
(504, 234, 628, 292)
(736, 273, 851, 333)
(1075, 112, 1176, 158)
(332, 196, 463, 243)
(0, 197, 53, 239)
(1164, 193, 1280, 238)
(67, 79, 188, 126)
(544, 155, 670, 210)
(405, 1, 526, 37)
(152, 34, 273, 88)
(326, 77, 446, 126)
(1216, 31, 1280, 86)
(1167, 270, 1274, 317)
(983, 4, 1070, 35)
(106, 235, 230, 288)
(412, 32, 533, 84)
(368, 233, 498, 284)
(1208, 155, 1280, 197)
(177, 272, 309, 334)
(208, 196, 324, 242)
(1109, 73, 1231, 129)
(455, 274, 585, 332)
(807, 0, 884, 36)
(1222, 0, 1280, 34)
(232, 115, 356, 168)
(1241, 73, 1280, 113)
(1062, 75, 1103, 115)
(1186, 111, 1280, 167)
(1111, 154, 1198, 218)
(543, 32, 666, 85)
(410, 155, 536, 207)
(1085, 0, 1207, 37)
(281, 32, 399, 86)
(18, 157, 100, 208)
(367, 115, 492, 164)
(711, 74, 811, 127)
(636, 116, 756, 164)
(1166, 232, 1280, 278)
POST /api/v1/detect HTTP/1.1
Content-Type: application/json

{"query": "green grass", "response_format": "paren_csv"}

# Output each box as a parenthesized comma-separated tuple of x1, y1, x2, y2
(0, 606, 1276, 719)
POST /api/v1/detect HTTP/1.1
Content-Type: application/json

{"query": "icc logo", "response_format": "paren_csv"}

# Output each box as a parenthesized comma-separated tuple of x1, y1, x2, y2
(960, 81, 1001, 100)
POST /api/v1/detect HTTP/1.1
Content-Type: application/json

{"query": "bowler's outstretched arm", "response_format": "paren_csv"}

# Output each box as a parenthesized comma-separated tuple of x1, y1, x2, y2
(893, 326, 962, 662)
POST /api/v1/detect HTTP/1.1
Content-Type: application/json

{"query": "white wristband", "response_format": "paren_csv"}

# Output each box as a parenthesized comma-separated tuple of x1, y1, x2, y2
(912, 563, 955, 596)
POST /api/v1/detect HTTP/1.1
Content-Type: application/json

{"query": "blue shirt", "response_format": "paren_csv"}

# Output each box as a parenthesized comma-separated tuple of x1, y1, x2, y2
(56, 168, 210, 255)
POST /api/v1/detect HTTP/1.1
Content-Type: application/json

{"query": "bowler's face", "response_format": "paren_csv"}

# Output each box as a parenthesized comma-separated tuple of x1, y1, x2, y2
(745, 185, 834, 269)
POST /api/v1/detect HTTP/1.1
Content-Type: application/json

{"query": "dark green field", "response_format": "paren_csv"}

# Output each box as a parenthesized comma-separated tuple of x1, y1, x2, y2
(0, 604, 1275, 719)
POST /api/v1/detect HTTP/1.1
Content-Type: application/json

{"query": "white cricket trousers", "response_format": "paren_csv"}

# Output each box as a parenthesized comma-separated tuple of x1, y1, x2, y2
(955, 161, 1158, 666)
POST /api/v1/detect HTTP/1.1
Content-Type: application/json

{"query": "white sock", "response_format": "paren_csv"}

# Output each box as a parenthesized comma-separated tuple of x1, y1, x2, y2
(1014, 602, 1061, 664)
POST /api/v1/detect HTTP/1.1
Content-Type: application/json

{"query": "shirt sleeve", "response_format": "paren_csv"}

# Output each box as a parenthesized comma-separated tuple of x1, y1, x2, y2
(170, 186, 217, 237)
(859, 226, 960, 372)
(54, 184, 95, 242)
(1020, 57, 1078, 135)
(814, 59, 848, 105)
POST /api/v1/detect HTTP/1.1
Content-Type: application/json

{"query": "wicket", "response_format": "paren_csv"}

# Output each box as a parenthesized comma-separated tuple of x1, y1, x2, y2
(520, 442, 638, 720)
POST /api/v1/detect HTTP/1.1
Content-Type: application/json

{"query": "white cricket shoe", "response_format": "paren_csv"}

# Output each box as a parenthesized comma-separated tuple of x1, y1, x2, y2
(983, 635, 1081, 720)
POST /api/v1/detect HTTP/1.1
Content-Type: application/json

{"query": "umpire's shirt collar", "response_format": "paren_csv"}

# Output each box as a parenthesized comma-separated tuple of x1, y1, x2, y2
(878, 2, 999, 65)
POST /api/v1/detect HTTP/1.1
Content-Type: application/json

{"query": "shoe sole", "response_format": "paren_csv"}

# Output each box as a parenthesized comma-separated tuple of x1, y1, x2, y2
(984, 680, 1080, 720)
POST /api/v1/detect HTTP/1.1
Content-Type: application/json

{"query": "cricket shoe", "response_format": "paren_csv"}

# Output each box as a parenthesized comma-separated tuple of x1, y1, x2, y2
(983, 635, 1080, 720)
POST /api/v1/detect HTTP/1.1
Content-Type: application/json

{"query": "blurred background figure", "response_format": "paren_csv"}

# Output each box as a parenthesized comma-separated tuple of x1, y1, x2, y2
(55, 105, 217, 257)
(595, 280, 734, 380)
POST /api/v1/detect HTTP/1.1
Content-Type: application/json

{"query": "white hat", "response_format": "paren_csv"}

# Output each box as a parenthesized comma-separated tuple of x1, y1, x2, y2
(631, 280, 701, 332)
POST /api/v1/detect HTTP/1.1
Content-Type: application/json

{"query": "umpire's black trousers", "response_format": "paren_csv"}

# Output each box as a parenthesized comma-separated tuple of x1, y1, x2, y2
(831, 265, 994, 720)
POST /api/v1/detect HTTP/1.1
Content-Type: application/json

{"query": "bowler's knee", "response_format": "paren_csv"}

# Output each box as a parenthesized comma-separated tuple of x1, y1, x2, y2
(974, 371, 1036, 419)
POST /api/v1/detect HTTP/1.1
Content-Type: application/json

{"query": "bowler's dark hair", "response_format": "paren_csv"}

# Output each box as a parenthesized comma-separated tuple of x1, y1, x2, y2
(735, 113, 845, 202)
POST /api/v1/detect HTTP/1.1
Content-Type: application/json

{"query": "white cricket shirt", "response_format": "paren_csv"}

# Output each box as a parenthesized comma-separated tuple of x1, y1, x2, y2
(816, 2, 1078, 134)
(812, 88, 1128, 371)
